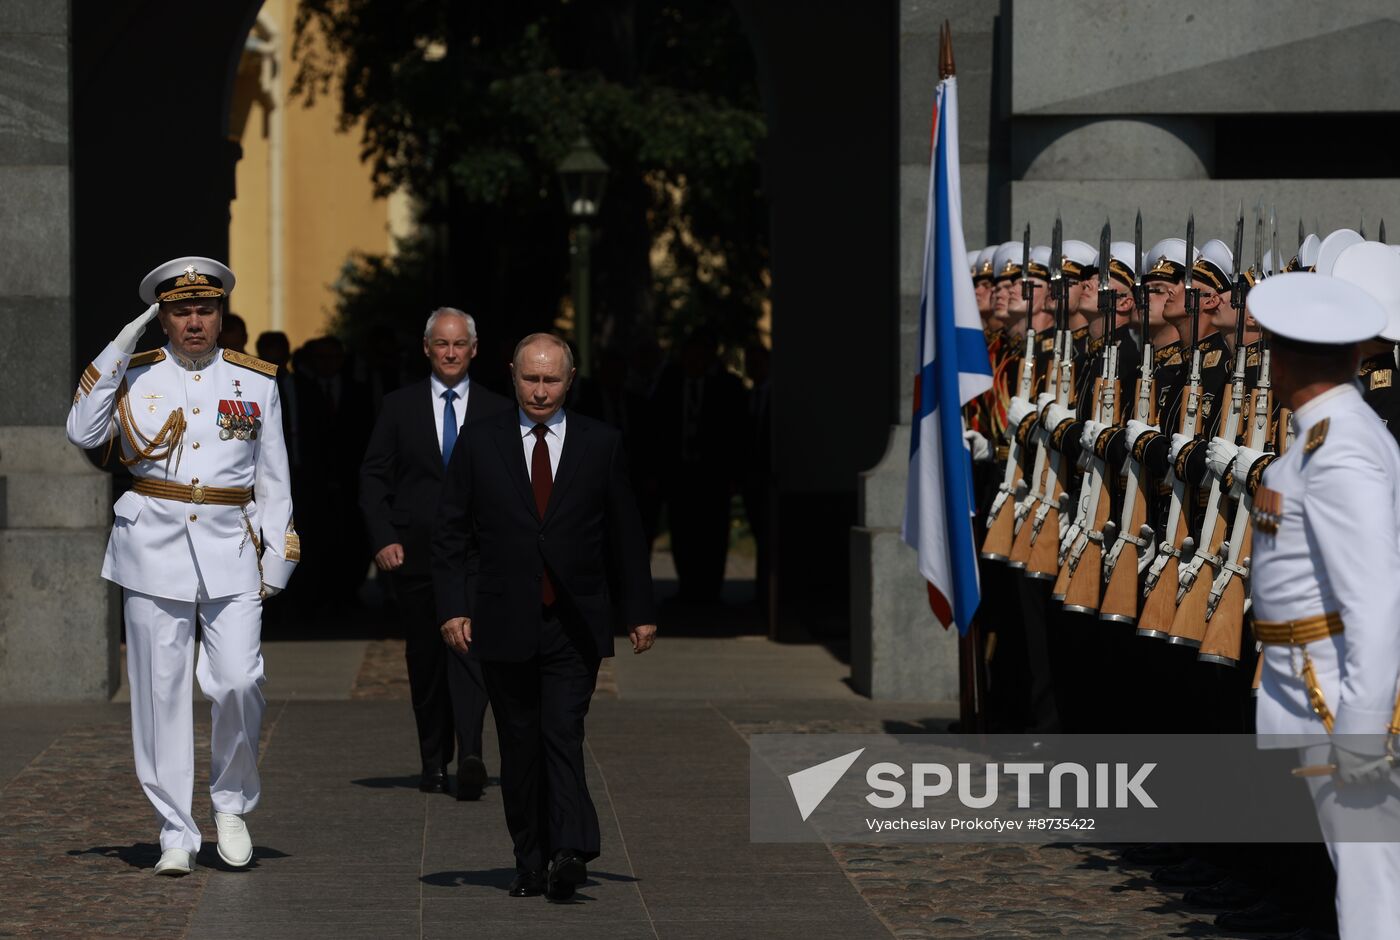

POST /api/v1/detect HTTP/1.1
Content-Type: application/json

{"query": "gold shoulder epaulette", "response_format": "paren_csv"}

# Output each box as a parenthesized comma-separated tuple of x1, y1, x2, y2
(223, 349, 277, 377)
(1041, 337, 1055, 352)
(1371, 368, 1393, 391)
(1305, 418, 1329, 453)
(129, 348, 166, 368)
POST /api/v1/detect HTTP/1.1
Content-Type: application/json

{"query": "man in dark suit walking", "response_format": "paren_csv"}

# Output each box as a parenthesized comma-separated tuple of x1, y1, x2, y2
(433, 333, 657, 901)
(360, 308, 511, 798)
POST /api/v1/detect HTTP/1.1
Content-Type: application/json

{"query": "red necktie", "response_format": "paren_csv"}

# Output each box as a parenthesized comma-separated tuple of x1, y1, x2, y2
(531, 425, 556, 605)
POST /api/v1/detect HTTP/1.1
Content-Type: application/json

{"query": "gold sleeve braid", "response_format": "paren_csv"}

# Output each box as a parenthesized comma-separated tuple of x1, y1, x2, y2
(108, 379, 187, 470)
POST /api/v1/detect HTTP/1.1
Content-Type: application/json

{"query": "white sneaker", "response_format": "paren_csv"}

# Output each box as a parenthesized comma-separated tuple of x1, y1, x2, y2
(154, 848, 194, 876)
(213, 812, 254, 868)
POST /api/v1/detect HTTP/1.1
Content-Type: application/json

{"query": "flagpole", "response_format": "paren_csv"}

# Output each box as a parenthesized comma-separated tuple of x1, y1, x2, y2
(938, 20, 987, 734)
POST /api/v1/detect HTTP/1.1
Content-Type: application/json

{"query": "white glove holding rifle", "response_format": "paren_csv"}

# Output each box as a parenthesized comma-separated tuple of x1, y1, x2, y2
(1007, 396, 1035, 430)
(1044, 402, 1073, 431)
(963, 429, 991, 462)
(1168, 432, 1193, 466)
(1125, 419, 1158, 450)
(1080, 420, 1105, 453)
(115, 303, 160, 355)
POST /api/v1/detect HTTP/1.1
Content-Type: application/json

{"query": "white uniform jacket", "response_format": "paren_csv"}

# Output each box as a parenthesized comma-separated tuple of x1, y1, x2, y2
(1253, 383, 1400, 750)
(66, 342, 298, 601)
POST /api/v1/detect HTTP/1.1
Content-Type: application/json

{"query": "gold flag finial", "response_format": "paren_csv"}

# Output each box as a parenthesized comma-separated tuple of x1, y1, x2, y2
(939, 20, 955, 80)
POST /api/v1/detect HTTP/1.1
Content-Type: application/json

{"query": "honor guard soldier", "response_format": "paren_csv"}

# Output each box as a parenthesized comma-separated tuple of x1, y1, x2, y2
(66, 257, 297, 876)
(1330, 241, 1400, 449)
(1246, 272, 1400, 940)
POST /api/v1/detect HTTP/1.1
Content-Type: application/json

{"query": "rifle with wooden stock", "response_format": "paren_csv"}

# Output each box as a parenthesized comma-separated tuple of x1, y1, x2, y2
(1199, 209, 1271, 666)
(1169, 209, 1250, 647)
(1138, 213, 1204, 638)
(1015, 218, 1075, 578)
(981, 225, 1035, 561)
(1100, 212, 1155, 625)
(1060, 221, 1121, 613)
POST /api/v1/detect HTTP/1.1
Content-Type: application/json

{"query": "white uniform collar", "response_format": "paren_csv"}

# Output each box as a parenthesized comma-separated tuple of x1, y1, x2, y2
(1292, 381, 1362, 434)
(168, 345, 219, 372)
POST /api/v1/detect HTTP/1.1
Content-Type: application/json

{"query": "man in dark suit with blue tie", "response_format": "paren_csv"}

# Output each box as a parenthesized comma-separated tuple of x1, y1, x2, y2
(433, 333, 657, 901)
(360, 308, 511, 798)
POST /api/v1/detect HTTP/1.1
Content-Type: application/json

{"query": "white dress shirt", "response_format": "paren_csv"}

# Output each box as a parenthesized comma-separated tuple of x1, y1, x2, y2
(430, 374, 471, 451)
(520, 408, 566, 479)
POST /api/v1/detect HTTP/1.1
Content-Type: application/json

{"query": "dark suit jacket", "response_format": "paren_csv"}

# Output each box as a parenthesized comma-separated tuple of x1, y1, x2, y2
(359, 377, 512, 580)
(431, 409, 655, 662)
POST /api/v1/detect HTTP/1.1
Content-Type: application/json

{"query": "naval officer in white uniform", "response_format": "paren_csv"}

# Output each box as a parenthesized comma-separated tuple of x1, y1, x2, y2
(1223, 272, 1400, 940)
(67, 257, 298, 876)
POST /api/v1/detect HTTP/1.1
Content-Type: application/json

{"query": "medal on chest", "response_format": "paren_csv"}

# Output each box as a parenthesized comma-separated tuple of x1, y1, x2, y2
(1252, 486, 1283, 534)
(217, 380, 261, 440)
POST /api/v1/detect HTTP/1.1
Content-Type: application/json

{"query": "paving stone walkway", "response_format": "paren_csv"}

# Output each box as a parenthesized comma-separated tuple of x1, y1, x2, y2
(1, 621, 1250, 938)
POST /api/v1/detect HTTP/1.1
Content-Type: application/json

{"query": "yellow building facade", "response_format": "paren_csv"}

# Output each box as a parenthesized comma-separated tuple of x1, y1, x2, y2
(228, 0, 412, 349)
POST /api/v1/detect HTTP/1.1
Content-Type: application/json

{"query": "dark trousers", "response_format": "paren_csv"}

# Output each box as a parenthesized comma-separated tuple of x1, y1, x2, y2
(1016, 576, 1062, 733)
(482, 610, 601, 872)
(398, 577, 488, 768)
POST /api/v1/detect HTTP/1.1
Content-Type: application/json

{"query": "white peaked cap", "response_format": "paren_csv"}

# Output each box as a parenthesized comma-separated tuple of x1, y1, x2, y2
(1331, 241, 1400, 342)
(1199, 238, 1234, 278)
(1296, 233, 1322, 269)
(1247, 272, 1386, 344)
(1313, 229, 1364, 276)
(993, 241, 1024, 279)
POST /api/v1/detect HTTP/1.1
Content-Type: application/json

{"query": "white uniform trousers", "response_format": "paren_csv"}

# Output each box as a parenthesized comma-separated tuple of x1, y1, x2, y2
(124, 589, 266, 853)
(1299, 744, 1400, 940)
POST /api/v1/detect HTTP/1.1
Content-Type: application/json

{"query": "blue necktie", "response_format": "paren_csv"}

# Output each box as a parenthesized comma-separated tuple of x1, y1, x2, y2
(441, 390, 458, 466)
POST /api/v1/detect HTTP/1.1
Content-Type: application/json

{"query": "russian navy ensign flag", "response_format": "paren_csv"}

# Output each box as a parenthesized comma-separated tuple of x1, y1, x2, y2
(900, 72, 991, 635)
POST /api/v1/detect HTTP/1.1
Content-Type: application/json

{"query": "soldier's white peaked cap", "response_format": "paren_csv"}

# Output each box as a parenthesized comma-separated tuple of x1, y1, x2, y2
(974, 244, 998, 278)
(1313, 229, 1364, 276)
(1331, 242, 1400, 342)
(139, 257, 236, 306)
(1248, 272, 1386, 344)
(1296, 233, 1322, 269)
(993, 241, 1024, 280)
(1060, 239, 1096, 277)
(1199, 238, 1234, 277)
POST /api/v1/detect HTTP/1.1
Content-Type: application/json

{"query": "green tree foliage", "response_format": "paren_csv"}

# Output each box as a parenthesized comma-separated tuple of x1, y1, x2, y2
(293, 0, 768, 359)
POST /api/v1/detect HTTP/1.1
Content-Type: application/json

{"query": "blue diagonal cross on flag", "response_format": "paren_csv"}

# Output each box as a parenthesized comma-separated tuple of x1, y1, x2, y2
(901, 66, 991, 635)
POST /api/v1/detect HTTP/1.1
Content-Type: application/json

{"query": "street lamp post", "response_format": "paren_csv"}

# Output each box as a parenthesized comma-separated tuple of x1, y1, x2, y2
(556, 135, 609, 377)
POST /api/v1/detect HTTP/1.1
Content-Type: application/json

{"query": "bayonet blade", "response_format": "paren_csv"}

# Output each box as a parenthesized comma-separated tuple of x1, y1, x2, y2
(1051, 213, 1063, 282)
(1383, 219, 1389, 244)
(1298, 218, 1305, 250)
(1232, 202, 1244, 274)
(1184, 212, 1195, 290)
(1099, 219, 1112, 286)
(1134, 210, 1144, 288)
(1022, 223, 1030, 277)
(1361, 214, 1368, 240)
(1272, 207, 1280, 277)
(1260, 201, 1271, 280)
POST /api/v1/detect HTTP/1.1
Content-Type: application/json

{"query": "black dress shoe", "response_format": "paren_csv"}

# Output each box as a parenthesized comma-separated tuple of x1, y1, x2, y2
(419, 766, 448, 793)
(508, 870, 545, 897)
(456, 755, 487, 801)
(546, 850, 586, 901)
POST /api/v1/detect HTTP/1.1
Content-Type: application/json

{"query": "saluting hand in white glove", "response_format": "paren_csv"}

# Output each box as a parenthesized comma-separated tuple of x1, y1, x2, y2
(115, 303, 160, 355)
